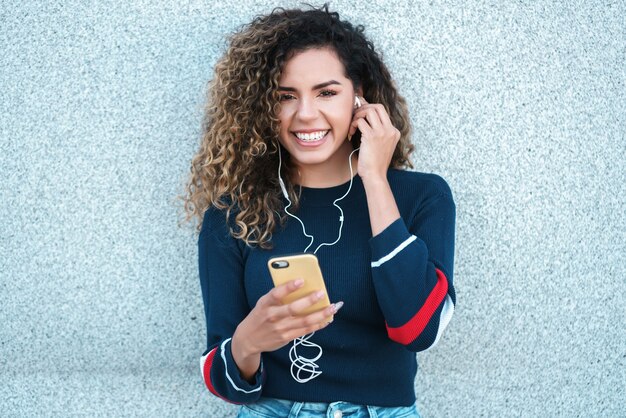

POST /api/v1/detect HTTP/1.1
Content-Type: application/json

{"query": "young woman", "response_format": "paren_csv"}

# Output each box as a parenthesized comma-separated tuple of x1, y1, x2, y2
(182, 5, 456, 417)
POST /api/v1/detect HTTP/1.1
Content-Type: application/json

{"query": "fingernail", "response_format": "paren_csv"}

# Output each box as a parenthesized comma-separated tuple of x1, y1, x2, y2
(294, 279, 304, 287)
(315, 290, 325, 299)
(332, 301, 344, 313)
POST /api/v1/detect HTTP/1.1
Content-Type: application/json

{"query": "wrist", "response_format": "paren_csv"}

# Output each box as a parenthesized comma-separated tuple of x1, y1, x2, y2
(361, 172, 389, 190)
(232, 325, 257, 359)
(232, 327, 262, 382)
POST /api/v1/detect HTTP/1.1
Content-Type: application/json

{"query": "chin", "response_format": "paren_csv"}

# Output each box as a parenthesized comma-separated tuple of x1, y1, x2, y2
(290, 152, 334, 167)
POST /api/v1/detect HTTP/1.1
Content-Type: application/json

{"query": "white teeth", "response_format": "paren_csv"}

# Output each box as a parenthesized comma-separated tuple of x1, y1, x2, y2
(294, 130, 328, 142)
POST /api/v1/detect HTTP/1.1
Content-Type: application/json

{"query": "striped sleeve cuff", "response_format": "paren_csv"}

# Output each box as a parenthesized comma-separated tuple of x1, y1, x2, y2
(368, 218, 455, 350)
(200, 338, 263, 404)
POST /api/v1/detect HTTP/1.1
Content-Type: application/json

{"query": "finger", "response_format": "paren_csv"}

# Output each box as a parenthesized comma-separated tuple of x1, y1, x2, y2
(299, 301, 344, 326)
(362, 107, 383, 131)
(276, 302, 344, 342)
(349, 109, 367, 137)
(350, 107, 377, 137)
(283, 289, 327, 316)
(352, 105, 384, 133)
(356, 118, 374, 139)
(372, 103, 393, 128)
(352, 104, 377, 120)
(293, 302, 344, 333)
(266, 278, 304, 306)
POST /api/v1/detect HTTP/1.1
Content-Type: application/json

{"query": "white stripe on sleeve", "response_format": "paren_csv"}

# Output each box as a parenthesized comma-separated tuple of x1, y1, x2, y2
(220, 338, 262, 393)
(422, 294, 455, 352)
(371, 235, 417, 268)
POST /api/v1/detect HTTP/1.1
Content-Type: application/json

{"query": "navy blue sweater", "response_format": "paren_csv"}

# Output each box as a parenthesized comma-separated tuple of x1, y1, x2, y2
(198, 169, 456, 407)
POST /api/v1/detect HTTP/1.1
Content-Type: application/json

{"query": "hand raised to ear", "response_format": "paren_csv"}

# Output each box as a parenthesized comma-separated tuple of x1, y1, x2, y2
(349, 97, 401, 181)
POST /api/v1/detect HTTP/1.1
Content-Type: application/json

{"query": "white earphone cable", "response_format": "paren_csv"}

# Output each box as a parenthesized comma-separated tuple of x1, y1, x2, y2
(277, 142, 359, 383)
(312, 146, 359, 254)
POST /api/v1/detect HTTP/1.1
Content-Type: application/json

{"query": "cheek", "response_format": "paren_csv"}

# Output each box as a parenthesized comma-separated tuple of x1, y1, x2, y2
(336, 99, 354, 124)
(331, 106, 353, 130)
(278, 106, 295, 127)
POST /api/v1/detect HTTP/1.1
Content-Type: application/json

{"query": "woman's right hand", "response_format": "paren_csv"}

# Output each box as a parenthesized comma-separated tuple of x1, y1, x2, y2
(230, 279, 342, 381)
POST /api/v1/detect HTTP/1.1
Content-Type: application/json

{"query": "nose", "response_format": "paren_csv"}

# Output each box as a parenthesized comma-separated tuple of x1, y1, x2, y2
(296, 96, 318, 121)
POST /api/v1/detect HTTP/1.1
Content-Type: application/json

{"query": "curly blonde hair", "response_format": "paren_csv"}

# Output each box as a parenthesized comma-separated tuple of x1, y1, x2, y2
(179, 4, 414, 248)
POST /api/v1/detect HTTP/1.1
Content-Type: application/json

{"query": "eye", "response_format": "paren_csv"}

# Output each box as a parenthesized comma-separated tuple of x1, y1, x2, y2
(279, 93, 296, 101)
(319, 89, 338, 98)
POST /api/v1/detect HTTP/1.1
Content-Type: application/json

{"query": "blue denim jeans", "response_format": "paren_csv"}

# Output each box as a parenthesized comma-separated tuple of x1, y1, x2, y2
(237, 397, 421, 418)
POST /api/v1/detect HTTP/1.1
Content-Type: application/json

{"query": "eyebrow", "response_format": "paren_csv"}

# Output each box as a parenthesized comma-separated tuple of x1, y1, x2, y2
(278, 80, 342, 91)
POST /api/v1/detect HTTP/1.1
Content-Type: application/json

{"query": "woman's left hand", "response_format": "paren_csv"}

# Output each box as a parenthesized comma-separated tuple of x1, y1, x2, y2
(348, 96, 401, 181)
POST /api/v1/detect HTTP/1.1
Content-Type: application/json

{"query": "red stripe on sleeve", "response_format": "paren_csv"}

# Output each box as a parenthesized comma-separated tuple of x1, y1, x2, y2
(202, 347, 241, 404)
(386, 268, 449, 345)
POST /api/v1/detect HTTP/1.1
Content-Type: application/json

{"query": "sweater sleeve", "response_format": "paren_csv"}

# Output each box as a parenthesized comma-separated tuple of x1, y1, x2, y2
(198, 208, 264, 404)
(369, 190, 456, 352)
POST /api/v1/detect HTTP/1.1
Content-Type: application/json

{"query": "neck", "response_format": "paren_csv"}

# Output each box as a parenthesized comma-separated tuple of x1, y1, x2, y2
(295, 143, 358, 188)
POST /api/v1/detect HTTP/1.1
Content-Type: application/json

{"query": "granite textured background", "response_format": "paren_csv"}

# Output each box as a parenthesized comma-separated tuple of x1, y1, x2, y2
(1, 0, 624, 417)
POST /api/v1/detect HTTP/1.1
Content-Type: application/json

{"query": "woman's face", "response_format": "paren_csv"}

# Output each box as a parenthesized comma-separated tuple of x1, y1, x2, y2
(277, 47, 359, 180)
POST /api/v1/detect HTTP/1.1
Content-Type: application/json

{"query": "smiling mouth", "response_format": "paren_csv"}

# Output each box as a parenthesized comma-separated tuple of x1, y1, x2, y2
(293, 130, 330, 142)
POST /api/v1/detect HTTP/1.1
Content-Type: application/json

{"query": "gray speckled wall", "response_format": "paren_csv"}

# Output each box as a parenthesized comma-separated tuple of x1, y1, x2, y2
(1, 1, 624, 416)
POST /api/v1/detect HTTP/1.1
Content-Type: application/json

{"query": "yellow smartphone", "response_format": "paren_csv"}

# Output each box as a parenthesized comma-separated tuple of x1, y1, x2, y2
(267, 253, 332, 318)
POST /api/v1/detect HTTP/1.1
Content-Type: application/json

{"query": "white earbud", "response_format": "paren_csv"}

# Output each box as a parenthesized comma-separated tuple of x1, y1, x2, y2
(354, 96, 362, 109)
